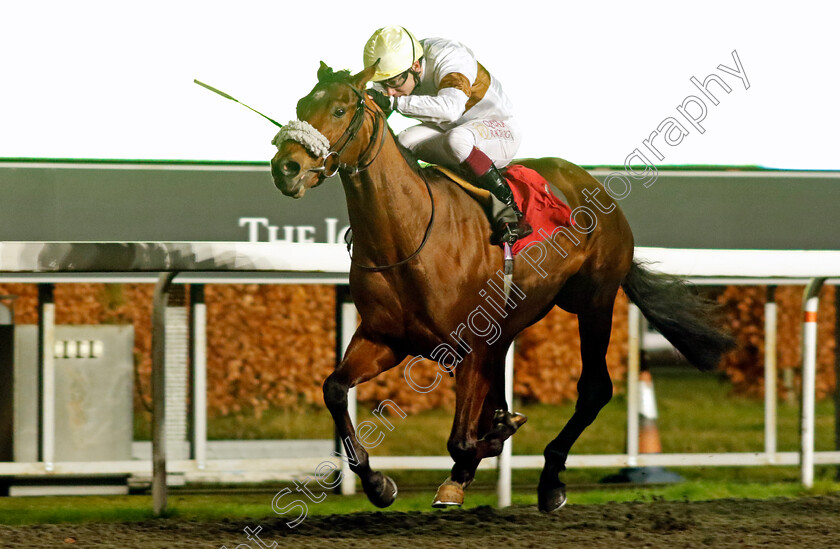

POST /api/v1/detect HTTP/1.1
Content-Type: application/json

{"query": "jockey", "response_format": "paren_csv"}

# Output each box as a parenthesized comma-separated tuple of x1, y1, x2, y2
(363, 26, 532, 245)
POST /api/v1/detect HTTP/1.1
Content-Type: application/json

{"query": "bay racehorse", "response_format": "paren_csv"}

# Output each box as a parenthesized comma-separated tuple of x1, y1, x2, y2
(270, 63, 735, 512)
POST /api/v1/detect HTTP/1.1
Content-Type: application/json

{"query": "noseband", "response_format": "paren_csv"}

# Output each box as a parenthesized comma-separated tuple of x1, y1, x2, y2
(274, 83, 435, 272)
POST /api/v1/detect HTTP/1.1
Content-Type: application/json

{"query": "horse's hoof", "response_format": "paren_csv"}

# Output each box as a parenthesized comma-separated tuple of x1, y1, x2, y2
(493, 409, 528, 433)
(364, 472, 398, 508)
(537, 482, 567, 513)
(432, 479, 464, 508)
(509, 411, 528, 429)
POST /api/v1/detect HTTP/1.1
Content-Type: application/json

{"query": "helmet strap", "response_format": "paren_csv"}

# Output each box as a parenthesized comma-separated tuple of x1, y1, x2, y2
(399, 27, 422, 91)
(408, 58, 423, 91)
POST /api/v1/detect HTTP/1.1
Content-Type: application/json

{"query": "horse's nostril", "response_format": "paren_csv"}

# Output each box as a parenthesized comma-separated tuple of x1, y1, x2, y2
(281, 160, 301, 177)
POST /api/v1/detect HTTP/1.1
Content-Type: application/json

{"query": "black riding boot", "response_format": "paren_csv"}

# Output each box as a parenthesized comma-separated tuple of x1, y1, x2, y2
(476, 165, 533, 245)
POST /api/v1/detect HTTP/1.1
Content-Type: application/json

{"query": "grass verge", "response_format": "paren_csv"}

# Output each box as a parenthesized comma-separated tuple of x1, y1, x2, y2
(1, 478, 840, 526)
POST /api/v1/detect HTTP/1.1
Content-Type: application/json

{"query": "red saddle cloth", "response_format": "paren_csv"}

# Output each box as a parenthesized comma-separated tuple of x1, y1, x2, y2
(503, 164, 574, 255)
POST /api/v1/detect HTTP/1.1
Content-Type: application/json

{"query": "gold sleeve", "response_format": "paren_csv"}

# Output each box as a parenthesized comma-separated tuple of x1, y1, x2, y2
(465, 62, 490, 112)
(439, 72, 472, 98)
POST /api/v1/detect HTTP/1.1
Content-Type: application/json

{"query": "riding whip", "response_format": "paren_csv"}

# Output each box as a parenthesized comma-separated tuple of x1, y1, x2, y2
(193, 79, 283, 128)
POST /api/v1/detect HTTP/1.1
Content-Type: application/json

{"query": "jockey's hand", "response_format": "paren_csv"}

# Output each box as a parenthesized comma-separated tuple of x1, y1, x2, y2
(366, 88, 395, 115)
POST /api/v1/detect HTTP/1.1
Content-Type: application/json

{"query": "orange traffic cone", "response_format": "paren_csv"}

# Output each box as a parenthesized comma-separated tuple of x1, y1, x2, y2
(638, 370, 662, 454)
(601, 368, 682, 484)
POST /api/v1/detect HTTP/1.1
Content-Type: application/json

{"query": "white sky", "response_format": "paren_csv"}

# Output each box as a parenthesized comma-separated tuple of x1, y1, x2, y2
(1, 0, 838, 169)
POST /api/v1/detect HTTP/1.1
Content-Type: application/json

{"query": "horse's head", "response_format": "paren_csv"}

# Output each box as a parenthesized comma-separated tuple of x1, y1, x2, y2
(271, 62, 380, 198)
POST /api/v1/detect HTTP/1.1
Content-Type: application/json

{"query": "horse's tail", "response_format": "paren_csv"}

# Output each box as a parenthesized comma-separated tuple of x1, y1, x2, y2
(621, 260, 736, 371)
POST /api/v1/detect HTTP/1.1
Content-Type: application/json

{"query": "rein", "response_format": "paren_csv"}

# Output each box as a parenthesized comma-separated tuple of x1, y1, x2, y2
(277, 83, 436, 273)
(351, 165, 435, 273)
(341, 89, 435, 272)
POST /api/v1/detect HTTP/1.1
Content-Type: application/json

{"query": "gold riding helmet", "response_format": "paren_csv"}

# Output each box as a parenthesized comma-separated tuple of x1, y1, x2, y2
(363, 26, 423, 84)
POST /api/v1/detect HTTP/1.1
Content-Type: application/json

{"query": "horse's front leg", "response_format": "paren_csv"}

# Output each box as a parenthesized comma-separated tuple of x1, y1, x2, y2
(433, 354, 525, 507)
(323, 331, 404, 508)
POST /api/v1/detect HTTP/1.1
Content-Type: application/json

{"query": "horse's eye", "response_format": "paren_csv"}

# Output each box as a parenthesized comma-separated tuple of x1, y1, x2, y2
(334, 107, 346, 118)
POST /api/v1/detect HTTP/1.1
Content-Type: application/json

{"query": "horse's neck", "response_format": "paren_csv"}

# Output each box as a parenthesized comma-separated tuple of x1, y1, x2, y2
(341, 135, 433, 266)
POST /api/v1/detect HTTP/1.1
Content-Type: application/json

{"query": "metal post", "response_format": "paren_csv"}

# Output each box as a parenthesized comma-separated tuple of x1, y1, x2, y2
(152, 272, 177, 516)
(835, 286, 840, 480)
(765, 286, 778, 461)
(801, 277, 826, 487)
(335, 285, 357, 496)
(37, 284, 55, 472)
(497, 343, 514, 507)
(164, 285, 188, 464)
(626, 304, 641, 466)
(0, 297, 15, 463)
(189, 284, 207, 471)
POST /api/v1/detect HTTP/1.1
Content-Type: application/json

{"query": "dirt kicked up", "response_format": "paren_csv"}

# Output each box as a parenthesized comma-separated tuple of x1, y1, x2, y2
(1, 494, 839, 548)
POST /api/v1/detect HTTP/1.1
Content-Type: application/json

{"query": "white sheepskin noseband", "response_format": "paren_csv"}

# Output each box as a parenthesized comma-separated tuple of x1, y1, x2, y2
(272, 119, 331, 158)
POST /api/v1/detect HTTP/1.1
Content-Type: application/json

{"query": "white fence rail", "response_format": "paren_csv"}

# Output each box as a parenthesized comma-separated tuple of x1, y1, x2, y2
(1, 242, 839, 514)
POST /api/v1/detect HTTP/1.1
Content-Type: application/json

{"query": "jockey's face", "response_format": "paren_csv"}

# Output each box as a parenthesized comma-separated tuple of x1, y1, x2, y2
(382, 60, 421, 97)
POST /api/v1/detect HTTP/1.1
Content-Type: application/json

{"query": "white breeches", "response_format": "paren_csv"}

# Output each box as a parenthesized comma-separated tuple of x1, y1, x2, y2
(397, 118, 522, 169)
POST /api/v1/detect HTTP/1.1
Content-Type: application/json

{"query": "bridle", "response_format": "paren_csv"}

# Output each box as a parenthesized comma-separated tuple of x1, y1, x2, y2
(290, 83, 436, 272)
(306, 86, 387, 179)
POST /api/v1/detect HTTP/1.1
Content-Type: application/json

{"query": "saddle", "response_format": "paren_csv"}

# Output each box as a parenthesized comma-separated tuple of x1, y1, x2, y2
(432, 164, 574, 256)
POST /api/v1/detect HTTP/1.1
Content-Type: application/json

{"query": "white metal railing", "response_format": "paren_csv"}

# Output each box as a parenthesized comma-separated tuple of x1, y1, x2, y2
(1, 243, 839, 515)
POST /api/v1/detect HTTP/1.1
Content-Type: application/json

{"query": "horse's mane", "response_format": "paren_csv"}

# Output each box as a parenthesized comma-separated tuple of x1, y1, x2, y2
(318, 68, 353, 84)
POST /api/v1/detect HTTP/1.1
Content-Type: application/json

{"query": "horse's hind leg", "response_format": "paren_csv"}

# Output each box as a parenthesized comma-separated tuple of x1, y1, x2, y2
(475, 357, 528, 454)
(538, 304, 615, 512)
(323, 331, 404, 508)
(434, 353, 526, 507)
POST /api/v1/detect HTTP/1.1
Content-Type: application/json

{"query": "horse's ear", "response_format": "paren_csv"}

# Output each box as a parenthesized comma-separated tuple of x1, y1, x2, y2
(349, 60, 379, 90)
(317, 61, 332, 82)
